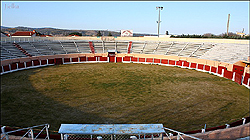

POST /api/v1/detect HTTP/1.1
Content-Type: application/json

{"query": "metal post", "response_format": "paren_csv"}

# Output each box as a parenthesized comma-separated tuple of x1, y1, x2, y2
(46, 124, 50, 140)
(30, 128, 34, 140)
(227, 14, 230, 36)
(156, 6, 163, 37)
(1, 126, 9, 140)
(242, 118, 246, 125)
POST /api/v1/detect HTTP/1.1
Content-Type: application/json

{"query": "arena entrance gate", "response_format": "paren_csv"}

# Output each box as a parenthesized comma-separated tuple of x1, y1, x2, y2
(58, 124, 165, 140)
(108, 50, 116, 62)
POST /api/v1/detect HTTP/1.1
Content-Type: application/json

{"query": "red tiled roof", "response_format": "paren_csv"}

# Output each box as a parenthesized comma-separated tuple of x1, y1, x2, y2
(11, 30, 36, 36)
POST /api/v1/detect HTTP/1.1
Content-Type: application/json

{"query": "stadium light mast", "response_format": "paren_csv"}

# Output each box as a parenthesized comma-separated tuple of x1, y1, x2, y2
(156, 6, 163, 37)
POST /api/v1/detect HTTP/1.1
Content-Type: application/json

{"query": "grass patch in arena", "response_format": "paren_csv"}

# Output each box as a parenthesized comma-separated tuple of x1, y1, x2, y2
(1, 63, 249, 132)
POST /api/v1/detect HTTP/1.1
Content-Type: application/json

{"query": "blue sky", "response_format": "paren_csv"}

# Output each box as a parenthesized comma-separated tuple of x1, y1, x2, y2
(1, 1, 249, 35)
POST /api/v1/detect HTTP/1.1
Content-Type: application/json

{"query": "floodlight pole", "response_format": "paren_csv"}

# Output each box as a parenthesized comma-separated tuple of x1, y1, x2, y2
(156, 6, 163, 37)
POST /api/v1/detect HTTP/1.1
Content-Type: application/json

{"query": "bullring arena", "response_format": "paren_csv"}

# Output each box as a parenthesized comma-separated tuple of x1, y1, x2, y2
(0, 36, 249, 140)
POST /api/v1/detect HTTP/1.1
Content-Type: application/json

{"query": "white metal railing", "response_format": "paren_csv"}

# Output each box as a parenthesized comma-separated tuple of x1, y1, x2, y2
(163, 127, 202, 140)
(1, 124, 50, 140)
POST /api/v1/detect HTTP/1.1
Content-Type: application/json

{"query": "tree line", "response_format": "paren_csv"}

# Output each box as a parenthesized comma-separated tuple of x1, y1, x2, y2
(171, 32, 249, 39)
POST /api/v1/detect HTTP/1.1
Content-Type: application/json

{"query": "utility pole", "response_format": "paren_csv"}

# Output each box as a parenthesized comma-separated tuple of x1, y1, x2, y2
(156, 6, 163, 37)
(227, 14, 230, 36)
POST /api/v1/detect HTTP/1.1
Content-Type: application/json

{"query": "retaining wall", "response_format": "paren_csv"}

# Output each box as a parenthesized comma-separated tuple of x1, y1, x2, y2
(1, 53, 249, 89)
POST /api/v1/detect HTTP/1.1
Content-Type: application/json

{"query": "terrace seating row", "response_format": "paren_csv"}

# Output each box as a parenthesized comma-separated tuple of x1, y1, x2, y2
(1, 41, 248, 65)
(0, 43, 28, 60)
(1, 53, 249, 89)
(200, 43, 249, 64)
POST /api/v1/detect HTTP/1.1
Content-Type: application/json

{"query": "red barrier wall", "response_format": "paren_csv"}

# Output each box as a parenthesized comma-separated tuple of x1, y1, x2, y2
(87, 57, 96, 61)
(190, 63, 197, 69)
(33, 60, 40, 66)
(154, 58, 161, 64)
(139, 58, 146, 63)
(176, 60, 182, 66)
(218, 66, 226, 75)
(243, 73, 249, 85)
(54, 58, 63, 65)
(204, 65, 210, 72)
(211, 66, 217, 73)
(146, 58, 153, 63)
(233, 65, 245, 75)
(11, 63, 17, 70)
(116, 57, 122, 62)
(123, 56, 131, 61)
(224, 70, 233, 80)
(131, 57, 138, 62)
(99, 57, 108, 61)
(64, 58, 70, 63)
(234, 73, 243, 85)
(169, 60, 175, 65)
(183, 61, 189, 67)
(48, 59, 54, 64)
(79, 56, 86, 62)
(197, 64, 204, 70)
(26, 61, 32, 67)
(161, 59, 168, 64)
(18, 62, 25, 68)
(3, 65, 10, 72)
(41, 60, 47, 65)
(72, 57, 79, 62)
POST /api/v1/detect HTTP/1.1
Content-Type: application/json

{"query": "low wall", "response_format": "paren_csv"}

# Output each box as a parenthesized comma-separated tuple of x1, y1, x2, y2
(1, 53, 249, 89)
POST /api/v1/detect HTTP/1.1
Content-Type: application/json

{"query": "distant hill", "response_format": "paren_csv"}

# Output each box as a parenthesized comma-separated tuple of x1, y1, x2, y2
(1, 26, 156, 37)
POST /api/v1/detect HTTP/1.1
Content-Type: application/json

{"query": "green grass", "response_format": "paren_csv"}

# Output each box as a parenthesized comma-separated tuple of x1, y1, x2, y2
(1, 63, 249, 132)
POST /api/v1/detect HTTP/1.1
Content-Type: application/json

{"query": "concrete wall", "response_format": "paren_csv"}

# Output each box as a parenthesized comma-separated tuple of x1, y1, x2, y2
(1, 36, 249, 44)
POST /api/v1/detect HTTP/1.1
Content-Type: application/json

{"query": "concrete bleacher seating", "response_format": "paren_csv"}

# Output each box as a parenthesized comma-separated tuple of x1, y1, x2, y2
(117, 42, 129, 53)
(1, 39, 249, 64)
(92, 41, 104, 53)
(154, 42, 173, 55)
(165, 42, 187, 56)
(17, 42, 42, 56)
(0, 42, 27, 60)
(60, 41, 79, 54)
(178, 43, 202, 57)
(131, 41, 145, 54)
(29, 41, 55, 56)
(103, 41, 116, 52)
(191, 43, 214, 58)
(143, 42, 158, 54)
(200, 43, 249, 64)
(75, 41, 92, 53)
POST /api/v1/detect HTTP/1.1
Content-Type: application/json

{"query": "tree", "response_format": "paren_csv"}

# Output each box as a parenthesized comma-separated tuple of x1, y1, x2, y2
(69, 32, 82, 36)
(108, 32, 112, 36)
(97, 31, 102, 37)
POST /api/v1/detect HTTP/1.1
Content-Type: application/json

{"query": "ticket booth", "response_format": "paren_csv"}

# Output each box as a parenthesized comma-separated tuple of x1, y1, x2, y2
(108, 50, 116, 62)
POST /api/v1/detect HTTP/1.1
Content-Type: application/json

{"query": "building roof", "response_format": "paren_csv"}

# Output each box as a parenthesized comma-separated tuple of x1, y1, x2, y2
(11, 30, 36, 36)
(40, 35, 53, 37)
(1, 32, 10, 37)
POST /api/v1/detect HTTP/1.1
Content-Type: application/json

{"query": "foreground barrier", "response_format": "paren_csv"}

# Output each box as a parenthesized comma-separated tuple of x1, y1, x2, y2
(1, 124, 50, 140)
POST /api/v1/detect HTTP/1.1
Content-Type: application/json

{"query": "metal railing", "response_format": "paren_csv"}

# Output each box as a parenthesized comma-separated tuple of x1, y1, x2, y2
(163, 127, 202, 140)
(1, 124, 50, 140)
